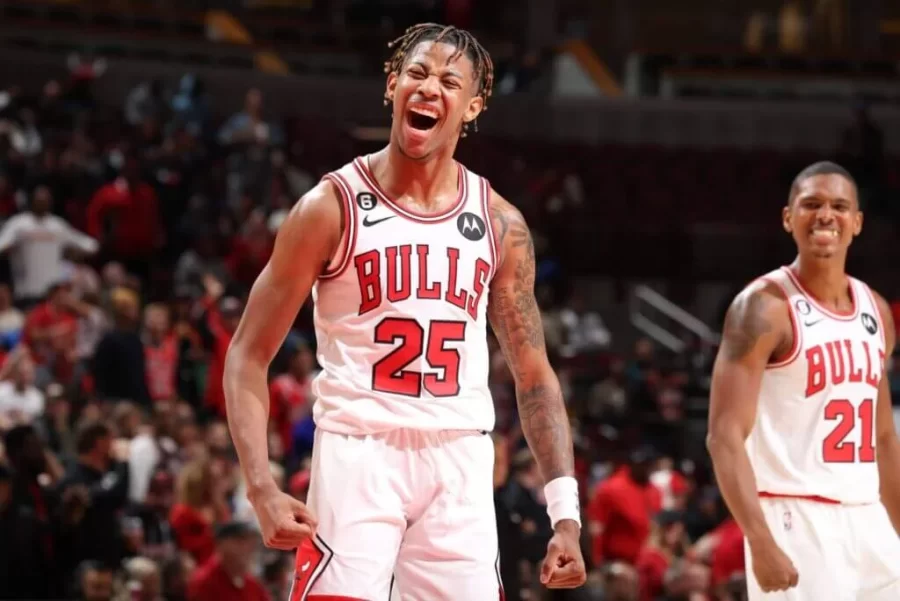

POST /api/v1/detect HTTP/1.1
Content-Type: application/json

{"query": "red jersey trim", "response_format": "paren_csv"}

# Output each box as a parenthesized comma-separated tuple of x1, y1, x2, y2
(480, 177, 499, 281)
(781, 266, 858, 321)
(859, 282, 887, 350)
(759, 492, 841, 505)
(760, 276, 802, 369)
(353, 156, 468, 224)
(319, 173, 357, 280)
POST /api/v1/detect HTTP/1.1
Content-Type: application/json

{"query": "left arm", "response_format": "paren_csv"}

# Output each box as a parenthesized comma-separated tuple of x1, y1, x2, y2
(872, 290, 900, 534)
(487, 194, 574, 488)
(488, 192, 584, 588)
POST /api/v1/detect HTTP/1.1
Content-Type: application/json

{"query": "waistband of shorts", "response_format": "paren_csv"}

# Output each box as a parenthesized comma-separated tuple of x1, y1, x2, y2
(759, 492, 875, 507)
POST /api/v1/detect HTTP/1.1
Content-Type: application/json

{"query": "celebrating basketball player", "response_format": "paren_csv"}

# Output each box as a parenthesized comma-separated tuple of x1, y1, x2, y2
(707, 161, 900, 600)
(223, 23, 586, 600)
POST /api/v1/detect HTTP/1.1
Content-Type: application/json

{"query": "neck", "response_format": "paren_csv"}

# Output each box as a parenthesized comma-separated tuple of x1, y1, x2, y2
(791, 255, 849, 305)
(374, 140, 459, 210)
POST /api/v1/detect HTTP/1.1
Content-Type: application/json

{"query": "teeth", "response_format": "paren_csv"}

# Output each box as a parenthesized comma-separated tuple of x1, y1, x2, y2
(410, 106, 439, 119)
(812, 230, 838, 238)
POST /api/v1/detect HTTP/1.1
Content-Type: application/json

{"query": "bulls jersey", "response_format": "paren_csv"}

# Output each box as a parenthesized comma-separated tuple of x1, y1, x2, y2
(748, 266, 887, 504)
(309, 156, 498, 435)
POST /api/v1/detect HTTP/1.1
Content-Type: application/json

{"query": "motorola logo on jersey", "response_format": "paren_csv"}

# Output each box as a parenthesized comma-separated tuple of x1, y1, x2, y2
(795, 299, 812, 316)
(861, 312, 878, 336)
(457, 212, 486, 241)
(356, 192, 377, 211)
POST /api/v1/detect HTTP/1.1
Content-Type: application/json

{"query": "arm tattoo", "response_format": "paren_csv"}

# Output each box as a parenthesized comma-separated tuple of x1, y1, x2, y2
(488, 208, 545, 372)
(518, 384, 574, 481)
(721, 291, 774, 361)
(488, 201, 574, 483)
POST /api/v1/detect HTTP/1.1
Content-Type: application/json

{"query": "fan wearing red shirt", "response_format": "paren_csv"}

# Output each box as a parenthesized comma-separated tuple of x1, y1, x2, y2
(587, 448, 662, 566)
(635, 510, 687, 601)
(188, 521, 269, 601)
(268, 343, 315, 455)
(22, 282, 78, 379)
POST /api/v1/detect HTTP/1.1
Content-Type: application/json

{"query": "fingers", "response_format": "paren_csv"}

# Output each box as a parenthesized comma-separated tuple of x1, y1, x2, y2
(539, 545, 562, 584)
(759, 568, 800, 593)
(266, 520, 315, 550)
(290, 498, 318, 529)
(789, 565, 799, 588)
(543, 559, 587, 589)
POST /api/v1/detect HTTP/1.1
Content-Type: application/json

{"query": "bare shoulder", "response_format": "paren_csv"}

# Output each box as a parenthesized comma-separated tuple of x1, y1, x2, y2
(864, 284, 896, 351)
(719, 278, 792, 362)
(269, 179, 343, 275)
(283, 179, 342, 229)
(487, 189, 530, 265)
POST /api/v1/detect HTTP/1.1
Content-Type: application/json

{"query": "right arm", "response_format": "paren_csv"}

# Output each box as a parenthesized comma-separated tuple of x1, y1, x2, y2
(224, 181, 342, 500)
(706, 281, 791, 548)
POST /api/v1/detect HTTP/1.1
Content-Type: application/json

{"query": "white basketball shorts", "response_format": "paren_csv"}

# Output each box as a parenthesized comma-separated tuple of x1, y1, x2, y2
(289, 427, 505, 601)
(746, 496, 900, 600)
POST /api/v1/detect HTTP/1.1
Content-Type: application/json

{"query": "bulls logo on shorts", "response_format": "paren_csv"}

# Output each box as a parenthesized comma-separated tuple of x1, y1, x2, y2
(356, 192, 377, 211)
(861, 312, 878, 336)
(457, 212, 486, 241)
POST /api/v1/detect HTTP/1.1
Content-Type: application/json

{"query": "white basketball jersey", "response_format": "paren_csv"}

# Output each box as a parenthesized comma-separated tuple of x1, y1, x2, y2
(309, 155, 498, 435)
(748, 266, 887, 504)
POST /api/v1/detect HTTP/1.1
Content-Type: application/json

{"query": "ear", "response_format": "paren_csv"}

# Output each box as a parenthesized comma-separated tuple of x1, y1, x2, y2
(781, 205, 792, 233)
(462, 94, 484, 127)
(385, 71, 398, 104)
(853, 210, 863, 236)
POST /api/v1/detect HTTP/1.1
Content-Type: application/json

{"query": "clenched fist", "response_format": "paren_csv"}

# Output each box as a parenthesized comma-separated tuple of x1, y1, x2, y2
(250, 485, 317, 550)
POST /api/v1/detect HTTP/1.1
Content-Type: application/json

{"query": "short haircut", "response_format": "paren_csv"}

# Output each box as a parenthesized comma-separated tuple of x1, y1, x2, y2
(75, 421, 112, 455)
(788, 161, 857, 205)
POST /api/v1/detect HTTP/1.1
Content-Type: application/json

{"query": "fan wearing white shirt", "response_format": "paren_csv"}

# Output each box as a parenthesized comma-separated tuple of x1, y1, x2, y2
(0, 351, 44, 428)
(0, 185, 98, 305)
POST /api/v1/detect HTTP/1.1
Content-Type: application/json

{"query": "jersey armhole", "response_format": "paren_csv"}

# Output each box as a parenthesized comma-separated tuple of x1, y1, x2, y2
(480, 177, 499, 279)
(760, 276, 802, 368)
(319, 173, 357, 280)
(859, 282, 887, 350)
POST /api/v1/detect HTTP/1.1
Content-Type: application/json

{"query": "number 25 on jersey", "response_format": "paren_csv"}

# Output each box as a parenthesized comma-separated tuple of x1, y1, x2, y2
(371, 317, 465, 398)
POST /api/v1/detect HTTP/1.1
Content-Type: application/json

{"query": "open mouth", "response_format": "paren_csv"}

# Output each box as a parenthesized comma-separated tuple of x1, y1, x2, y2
(406, 106, 440, 131)
(810, 228, 839, 242)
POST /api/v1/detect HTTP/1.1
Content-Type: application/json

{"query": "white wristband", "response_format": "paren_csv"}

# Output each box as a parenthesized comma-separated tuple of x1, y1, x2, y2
(544, 476, 582, 530)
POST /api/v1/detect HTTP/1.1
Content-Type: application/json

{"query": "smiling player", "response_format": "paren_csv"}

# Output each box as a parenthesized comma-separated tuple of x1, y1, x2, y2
(707, 161, 900, 600)
(223, 23, 586, 600)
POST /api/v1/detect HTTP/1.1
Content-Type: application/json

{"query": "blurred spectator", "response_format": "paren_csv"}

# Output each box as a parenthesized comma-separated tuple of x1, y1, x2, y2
(558, 294, 612, 357)
(587, 447, 662, 566)
(126, 80, 168, 128)
(635, 510, 687, 601)
(269, 341, 316, 457)
(0, 184, 98, 305)
(75, 559, 115, 601)
(187, 521, 269, 601)
(123, 556, 164, 601)
(169, 457, 230, 565)
(57, 422, 130, 572)
(143, 303, 179, 405)
(0, 350, 44, 427)
(129, 469, 177, 561)
(0, 462, 53, 599)
(92, 287, 151, 405)
(86, 154, 162, 278)
(218, 88, 283, 209)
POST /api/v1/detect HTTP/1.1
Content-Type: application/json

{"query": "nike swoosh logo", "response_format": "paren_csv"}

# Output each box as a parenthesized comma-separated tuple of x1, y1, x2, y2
(804, 319, 824, 327)
(362, 215, 395, 227)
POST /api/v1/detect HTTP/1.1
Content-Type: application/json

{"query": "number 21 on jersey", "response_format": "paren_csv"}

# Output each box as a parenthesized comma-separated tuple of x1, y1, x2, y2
(823, 398, 876, 463)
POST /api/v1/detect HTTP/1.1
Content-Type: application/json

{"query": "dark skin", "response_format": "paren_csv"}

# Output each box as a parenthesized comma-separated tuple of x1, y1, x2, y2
(224, 38, 585, 589)
(707, 173, 900, 594)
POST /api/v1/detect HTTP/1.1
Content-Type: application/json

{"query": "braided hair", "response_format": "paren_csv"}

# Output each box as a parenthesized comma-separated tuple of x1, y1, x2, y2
(384, 23, 494, 135)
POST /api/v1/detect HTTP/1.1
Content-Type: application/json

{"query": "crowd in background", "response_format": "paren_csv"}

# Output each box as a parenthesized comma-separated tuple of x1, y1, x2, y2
(0, 57, 895, 601)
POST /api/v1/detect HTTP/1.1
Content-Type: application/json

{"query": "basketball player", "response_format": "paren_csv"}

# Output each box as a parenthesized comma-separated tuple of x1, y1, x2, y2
(707, 161, 900, 600)
(223, 23, 586, 600)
